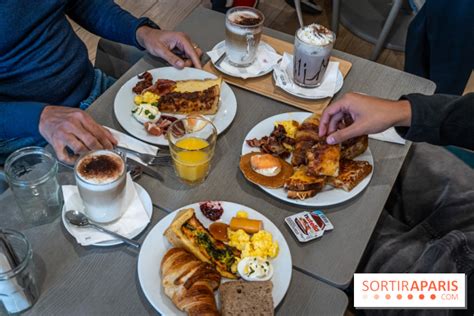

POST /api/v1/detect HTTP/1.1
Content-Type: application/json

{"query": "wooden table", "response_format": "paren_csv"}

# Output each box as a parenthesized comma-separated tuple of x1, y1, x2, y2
(0, 6, 436, 315)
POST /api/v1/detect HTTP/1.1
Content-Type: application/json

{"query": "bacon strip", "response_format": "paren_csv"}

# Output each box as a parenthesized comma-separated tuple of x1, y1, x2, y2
(132, 71, 153, 94)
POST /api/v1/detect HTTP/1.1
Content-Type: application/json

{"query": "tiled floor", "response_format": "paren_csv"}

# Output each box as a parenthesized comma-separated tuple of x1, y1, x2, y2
(72, 0, 405, 70)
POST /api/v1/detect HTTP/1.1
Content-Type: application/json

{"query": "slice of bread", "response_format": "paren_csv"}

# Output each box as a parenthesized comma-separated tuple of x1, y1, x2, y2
(287, 189, 319, 200)
(219, 280, 274, 316)
(285, 166, 325, 191)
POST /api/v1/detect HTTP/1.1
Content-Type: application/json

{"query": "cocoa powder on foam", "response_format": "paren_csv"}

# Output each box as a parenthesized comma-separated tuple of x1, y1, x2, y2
(77, 154, 123, 184)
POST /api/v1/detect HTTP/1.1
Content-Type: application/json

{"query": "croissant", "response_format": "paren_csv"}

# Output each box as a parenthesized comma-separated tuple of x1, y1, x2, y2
(292, 114, 323, 166)
(161, 248, 221, 316)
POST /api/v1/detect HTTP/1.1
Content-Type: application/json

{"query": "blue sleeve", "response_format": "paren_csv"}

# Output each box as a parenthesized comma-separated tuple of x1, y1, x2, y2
(0, 101, 47, 139)
(65, 0, 154, 49)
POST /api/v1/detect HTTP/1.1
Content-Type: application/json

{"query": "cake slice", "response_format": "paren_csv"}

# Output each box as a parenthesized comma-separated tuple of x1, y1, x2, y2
(219, 280, 274, 316)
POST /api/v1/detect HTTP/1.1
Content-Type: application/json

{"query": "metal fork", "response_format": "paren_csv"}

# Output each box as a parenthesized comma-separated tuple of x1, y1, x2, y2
(127, 163, 143, 181)
(116, 146, 171, 166)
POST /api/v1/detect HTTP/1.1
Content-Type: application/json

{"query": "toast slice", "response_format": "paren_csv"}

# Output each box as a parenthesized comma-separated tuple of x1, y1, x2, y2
(164, 208, 239, 279)
(327, 159, 372, 191)
(306, 143, 341, 177)
(220, 280, 274, 316)
(341, 135, 368, 160)
(287, 189, 319, 200)
(285, 166, 325, 200)
(285, 166, 325, 191)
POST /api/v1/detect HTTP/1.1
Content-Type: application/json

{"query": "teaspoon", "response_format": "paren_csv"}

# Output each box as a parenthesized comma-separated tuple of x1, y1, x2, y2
(65, 210, 141, 248)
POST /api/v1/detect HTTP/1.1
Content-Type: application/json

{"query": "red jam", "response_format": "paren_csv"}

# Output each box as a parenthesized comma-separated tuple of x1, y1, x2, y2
(199, 201, 224, 221)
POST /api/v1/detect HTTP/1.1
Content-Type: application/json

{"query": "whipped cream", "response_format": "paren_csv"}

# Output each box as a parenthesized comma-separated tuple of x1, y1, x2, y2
(297, 24, 334, 46)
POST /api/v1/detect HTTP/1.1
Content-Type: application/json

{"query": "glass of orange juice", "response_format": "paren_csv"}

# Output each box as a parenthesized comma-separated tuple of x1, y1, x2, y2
(167, 115, 217, 185)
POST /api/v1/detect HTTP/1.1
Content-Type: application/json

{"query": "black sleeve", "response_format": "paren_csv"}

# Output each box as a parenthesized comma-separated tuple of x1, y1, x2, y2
(395, 93, 474, 150)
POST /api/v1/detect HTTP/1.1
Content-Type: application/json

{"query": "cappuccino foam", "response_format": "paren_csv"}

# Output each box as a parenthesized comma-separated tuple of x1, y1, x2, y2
(227, 10, 262, 35)
(76, 151, 124, 185)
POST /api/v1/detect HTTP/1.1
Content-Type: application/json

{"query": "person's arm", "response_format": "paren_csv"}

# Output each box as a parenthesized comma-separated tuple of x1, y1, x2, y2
(65, 0, 202, 68)
(319, 92, 474, 150)
(0, 101, 47, 139)
(396, 93, 474, 148)
(65, 0, 148, 48)
(0, 101, 117, 163)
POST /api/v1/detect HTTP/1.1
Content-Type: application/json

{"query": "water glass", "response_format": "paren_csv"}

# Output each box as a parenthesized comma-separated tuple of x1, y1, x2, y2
(0, 229, 38, 315)
(5, 147, 63, 225)
(167, 115, 217, 185)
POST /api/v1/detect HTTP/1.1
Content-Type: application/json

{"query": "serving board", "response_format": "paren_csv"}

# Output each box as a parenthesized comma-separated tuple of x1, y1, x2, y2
(203, 34, 352, 114)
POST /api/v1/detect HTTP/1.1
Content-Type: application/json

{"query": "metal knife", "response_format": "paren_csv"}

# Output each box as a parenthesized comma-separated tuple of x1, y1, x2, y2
(126, 158, 163, 181)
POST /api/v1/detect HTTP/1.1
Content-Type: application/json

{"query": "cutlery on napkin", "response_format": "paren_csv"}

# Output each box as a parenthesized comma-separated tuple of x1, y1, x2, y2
(105, 127, 160, 162)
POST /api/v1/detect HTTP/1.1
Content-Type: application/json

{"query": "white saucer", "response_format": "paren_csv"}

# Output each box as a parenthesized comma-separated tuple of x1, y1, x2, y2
(62, 183, 153, 247)
(273, 65, 344, 100)
(211, 40, 278, 79)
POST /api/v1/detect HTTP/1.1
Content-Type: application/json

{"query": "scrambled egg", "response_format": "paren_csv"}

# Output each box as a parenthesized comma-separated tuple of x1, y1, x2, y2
(274, 120, 299, 139)
(228, 229, 279, 259)
(134, 91, 160, 105)
(236, 210, 248, 218)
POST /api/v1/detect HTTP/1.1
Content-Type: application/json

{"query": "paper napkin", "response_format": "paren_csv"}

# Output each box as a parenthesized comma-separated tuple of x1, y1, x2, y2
(369, 127, 406, 145)
(106, 126, 159, 154)
(105, 126, 159, 161)
(62, 174, 150, 246)
(273, 53, 339, 99)
(207, 44, 282, 79)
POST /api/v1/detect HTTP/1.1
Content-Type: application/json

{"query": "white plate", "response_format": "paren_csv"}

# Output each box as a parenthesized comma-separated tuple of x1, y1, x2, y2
(138, 201, 292, 315)
(62, 183, 153, 247)
(114, 67, 237, 146)
(241, 112, 374, 207)
(211, 40, 278, 79)
(273, 66, 344, 100)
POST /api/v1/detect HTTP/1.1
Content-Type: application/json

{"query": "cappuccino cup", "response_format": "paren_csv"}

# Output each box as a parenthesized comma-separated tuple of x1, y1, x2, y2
(74, 150, 126, 223)
(225, 7, 264, 67)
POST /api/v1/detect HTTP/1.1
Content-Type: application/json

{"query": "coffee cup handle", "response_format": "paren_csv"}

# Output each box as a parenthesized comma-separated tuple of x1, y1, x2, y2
(245, 33, 255, 60)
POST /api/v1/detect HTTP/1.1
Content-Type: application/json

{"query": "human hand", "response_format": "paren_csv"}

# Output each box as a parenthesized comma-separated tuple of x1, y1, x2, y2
(319, 92, 412, 144)
(136, 27, 202, 69)
(39, 106, 117, 164)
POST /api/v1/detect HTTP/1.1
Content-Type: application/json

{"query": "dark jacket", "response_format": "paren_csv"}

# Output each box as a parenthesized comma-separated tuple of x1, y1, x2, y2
(405, 0, 474, 95)
(397, 93, 474, 150)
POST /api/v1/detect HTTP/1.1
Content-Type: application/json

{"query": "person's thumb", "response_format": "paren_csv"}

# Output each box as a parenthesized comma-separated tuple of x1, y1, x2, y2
(160, 49, 185, 68)
(326, 125, 361, 144)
